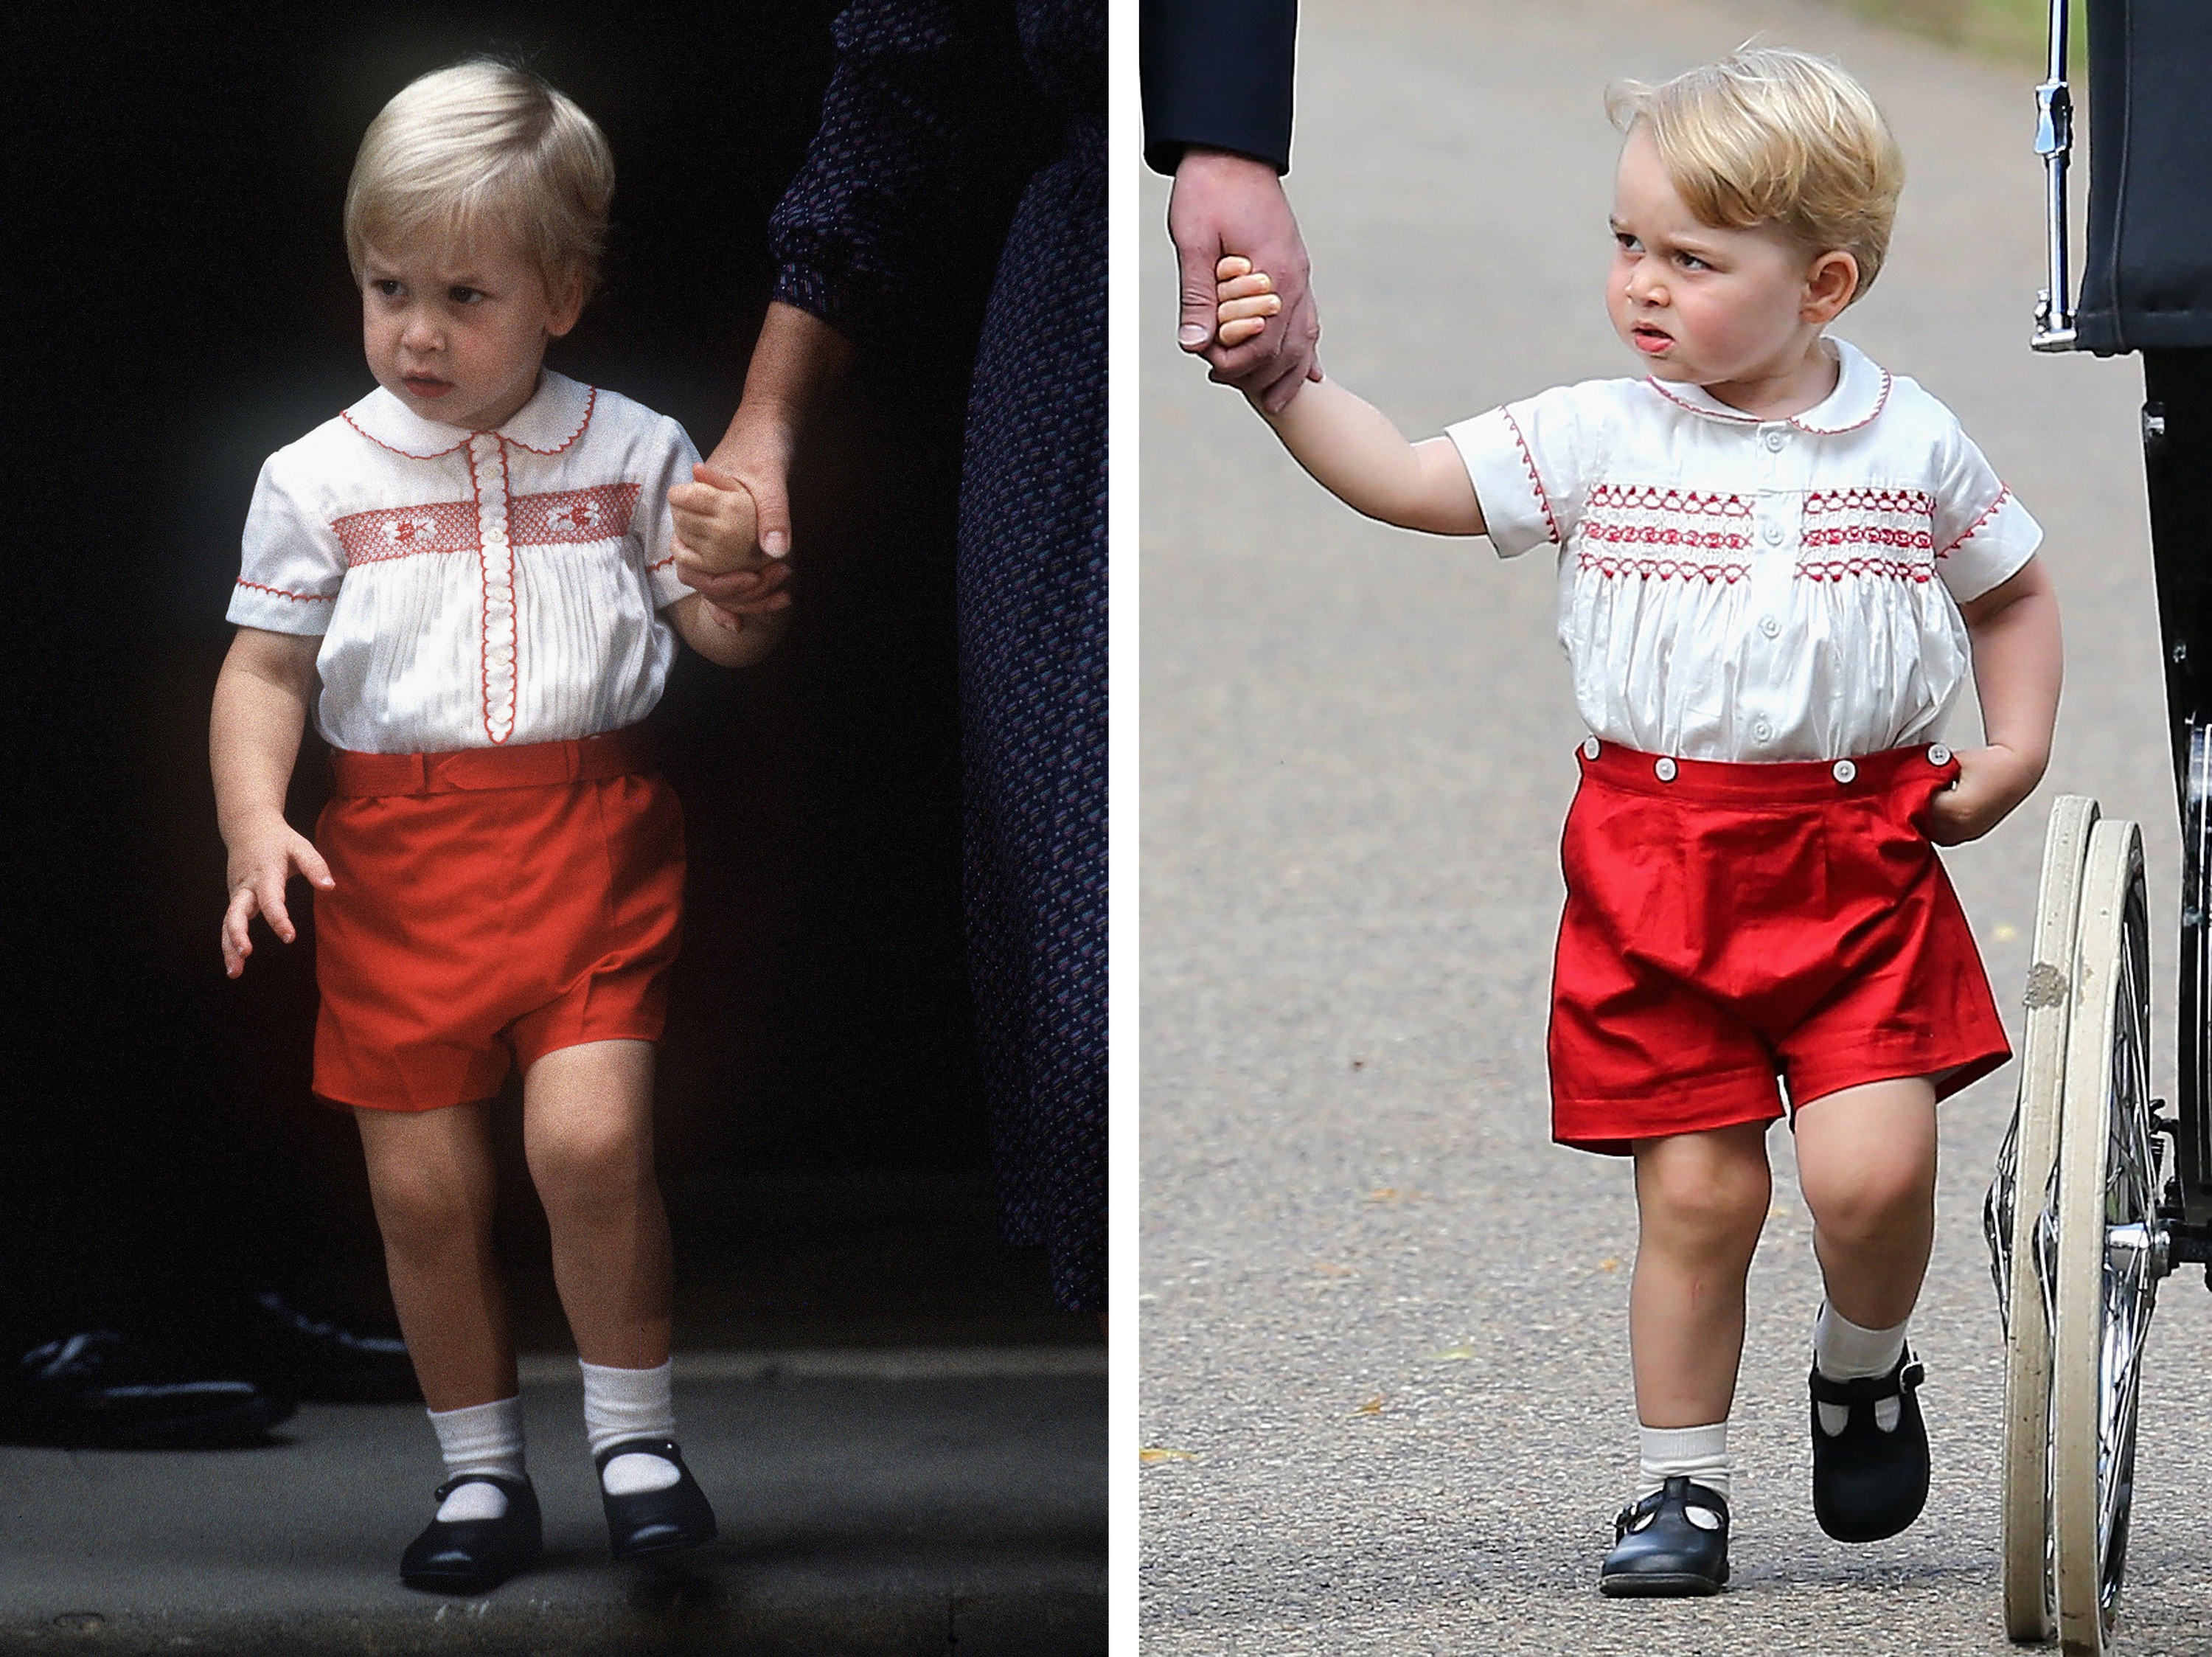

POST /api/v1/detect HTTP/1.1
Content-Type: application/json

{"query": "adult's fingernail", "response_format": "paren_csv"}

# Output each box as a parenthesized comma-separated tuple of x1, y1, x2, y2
(1179, 324, 1209, 347)
(764, 532, 789, 557)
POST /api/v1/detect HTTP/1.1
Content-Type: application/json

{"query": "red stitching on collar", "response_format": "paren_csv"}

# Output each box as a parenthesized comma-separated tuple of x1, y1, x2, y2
(341, 407, 467, 460)
(504, 384, 597, 456)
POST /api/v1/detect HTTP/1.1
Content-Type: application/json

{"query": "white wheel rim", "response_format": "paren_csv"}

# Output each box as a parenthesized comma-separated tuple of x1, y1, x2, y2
(2052, 819, 2160, 1656)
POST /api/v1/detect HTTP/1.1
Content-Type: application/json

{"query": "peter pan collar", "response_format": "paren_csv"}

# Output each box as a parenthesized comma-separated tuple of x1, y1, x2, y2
(1642, 337, 1892, 434)
(340, 369, 597, 459)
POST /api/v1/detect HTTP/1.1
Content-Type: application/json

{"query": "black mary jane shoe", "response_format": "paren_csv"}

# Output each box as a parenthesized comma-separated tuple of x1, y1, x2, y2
(597, 1437, 717, 1560)
(399, 1475, 543, 1594)
(1810, 1349, 1930, 1543)
(1599, 1476, 1730, 1597)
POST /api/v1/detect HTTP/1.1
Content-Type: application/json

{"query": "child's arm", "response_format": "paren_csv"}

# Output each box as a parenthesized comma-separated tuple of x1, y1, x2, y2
(1928, 555, 2062, 845)
(664, 591, 790, 670)
(668, 466, 796, 612)
(1215, 257, 1486, 537)
(210, 627, 333, 977)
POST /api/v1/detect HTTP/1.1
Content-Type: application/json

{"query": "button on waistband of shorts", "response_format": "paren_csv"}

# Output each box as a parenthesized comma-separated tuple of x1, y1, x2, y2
(1927, 743, 1952, 765)
(1832, 759, 1857, 784)
(1582, 737, 1601, 760)
(1655, 757, 1678, 782)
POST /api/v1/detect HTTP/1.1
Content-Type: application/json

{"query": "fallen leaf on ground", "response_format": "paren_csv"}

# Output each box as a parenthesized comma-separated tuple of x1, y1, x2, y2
(1596, 1257, 1620, 1273)
(1352, 1394, 1386, 1416)
(1427, 1344, 1476, 1361)
(1140, 1447, 1201, 1464)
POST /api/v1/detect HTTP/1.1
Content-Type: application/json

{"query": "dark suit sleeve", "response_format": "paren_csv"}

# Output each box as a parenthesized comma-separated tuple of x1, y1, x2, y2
(1140, 0, 1297, 176)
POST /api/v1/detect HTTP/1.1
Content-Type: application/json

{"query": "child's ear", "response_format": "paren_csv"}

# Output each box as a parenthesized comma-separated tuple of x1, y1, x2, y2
(545, 270, 588, 338)
(1803, 250, 1860, 322)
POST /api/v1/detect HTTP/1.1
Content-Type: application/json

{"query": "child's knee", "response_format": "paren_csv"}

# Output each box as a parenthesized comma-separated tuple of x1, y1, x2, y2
(1804, 1154, 1933, 1247)
(529, 1114, 647, 1209)
(1635, 1133, 1770, 1254)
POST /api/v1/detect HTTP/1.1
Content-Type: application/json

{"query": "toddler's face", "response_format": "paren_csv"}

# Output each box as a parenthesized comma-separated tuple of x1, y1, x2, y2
(361, 229, 582, 433)
(1606, 125, 1840, 410)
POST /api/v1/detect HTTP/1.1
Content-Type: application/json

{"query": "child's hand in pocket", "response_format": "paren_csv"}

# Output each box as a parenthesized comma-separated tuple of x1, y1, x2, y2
(1925, 744, 2040, 845)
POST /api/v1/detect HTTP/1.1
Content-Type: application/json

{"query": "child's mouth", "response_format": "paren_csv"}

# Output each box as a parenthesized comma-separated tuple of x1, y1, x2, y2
(404, 375, 453, 397)
(1631, 327, 1672, 355)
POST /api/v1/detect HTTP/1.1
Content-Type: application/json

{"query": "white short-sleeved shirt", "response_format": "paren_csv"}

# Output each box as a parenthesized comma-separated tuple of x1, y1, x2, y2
(229, 370, 700, 754)
(1445, 338, 2042, 764)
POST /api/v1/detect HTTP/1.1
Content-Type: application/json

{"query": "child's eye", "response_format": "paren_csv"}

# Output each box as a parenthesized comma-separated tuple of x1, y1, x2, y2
(1614, 232, 1641, 254)
(372, 279, 403, 299)
(448, 286, 484, 305)
(1673, 250, 1711, 271)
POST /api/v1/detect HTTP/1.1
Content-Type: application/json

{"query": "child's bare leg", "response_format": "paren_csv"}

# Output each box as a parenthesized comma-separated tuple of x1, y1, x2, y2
(355, 1102, 518, 1411)
(1791, 1075, 1938, 1541)
(1628, 1121, 1772, 1428)
(521, 1039, 672, 1370)
(1792, 1077, 1938, 1327)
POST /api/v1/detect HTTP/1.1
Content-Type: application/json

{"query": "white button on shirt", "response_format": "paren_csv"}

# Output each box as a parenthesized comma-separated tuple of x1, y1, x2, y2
(1447, 339, 2042, 763)
(229, 372, 700, 754)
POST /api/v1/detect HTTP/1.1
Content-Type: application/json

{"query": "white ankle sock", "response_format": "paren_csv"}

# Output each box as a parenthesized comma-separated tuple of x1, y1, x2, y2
(428, 1395, 526, 1521)
(580, 1358, 683, 1496)
(1638, 1420, 1732, 1504)
(1813, 1302, 1907, 1434)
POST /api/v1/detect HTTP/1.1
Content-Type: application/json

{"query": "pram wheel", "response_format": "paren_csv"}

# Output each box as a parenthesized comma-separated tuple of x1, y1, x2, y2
(1989, 794, 2100, 1642)
(2051, 818, 2160, 1656)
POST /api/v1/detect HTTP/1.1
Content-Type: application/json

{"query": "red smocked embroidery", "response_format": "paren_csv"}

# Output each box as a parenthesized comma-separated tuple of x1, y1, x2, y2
(510, 483, 639, 546)
(1500, 410, 1561, 545)
(235, 577, 334, 604)
(332, 501, 481, 566)
(1795, 489, 1935, 580)
(1576, 484, 1752, 581)
(1797, 556, 1935, 584)
(1938, 485, 2011, 557)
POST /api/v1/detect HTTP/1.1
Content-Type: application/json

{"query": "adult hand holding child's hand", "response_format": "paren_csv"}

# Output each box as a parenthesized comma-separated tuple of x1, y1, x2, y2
(669, 460, 794, 634)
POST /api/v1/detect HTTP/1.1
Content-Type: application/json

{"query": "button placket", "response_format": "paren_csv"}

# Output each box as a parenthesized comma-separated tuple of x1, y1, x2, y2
(472, 432, 519, 745)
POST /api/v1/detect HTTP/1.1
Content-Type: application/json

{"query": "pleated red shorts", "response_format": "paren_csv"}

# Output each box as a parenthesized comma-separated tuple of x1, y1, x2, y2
(1548, 740, 2011, 1156)
(311, 726, 684, 1113)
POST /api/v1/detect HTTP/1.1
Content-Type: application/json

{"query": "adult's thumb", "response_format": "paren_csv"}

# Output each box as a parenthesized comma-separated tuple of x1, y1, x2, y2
(751, 470, 795, 558)
(1175, 239, 1218, 352)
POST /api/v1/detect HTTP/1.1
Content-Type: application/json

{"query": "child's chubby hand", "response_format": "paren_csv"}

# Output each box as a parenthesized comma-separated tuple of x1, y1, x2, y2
(220, 813, 334, 979)
(1214, 256, 1284, 351)
(1925, 744, 2042, 846)
(667, 464, 794, 633)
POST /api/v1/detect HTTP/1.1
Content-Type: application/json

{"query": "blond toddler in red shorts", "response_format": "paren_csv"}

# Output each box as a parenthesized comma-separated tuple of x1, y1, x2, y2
(211, 60, 788, 1594)
(1209, 48, 2061, 1594)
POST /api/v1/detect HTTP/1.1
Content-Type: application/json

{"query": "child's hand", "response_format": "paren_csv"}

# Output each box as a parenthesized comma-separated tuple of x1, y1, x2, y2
(220, 813, 333, 978)
(1925, 745, 2042, 845)
(669, 465, 776, 577)
(1214, 255, 1283, 350)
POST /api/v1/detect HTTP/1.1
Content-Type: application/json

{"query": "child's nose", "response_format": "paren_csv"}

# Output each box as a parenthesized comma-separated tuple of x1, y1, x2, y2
(400, 311, 442, 352)
(1624, 258, 1665, 306)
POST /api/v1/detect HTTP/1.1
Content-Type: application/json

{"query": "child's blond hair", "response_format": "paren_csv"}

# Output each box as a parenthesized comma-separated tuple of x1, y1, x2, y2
(1606, 47, 1905, 301)
(344, 59, 614, 305)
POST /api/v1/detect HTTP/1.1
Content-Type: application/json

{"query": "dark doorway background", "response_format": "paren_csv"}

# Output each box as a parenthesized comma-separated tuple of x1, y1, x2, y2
(7, 4, 1083, 1348)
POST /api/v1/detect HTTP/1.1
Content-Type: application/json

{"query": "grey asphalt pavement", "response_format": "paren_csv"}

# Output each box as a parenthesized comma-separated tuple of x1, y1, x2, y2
(1140, 1, 2212, 1652)
(0, 1351, 1104, 1655)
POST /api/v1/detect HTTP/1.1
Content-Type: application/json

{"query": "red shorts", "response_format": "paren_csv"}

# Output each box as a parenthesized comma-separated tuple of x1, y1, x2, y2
(311, 726, 685, 1113)
(1548, 740, 2011, 1155)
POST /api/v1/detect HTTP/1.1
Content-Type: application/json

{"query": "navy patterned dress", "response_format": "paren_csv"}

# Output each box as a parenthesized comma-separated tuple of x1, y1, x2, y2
(769, 0, 1106, 1312)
